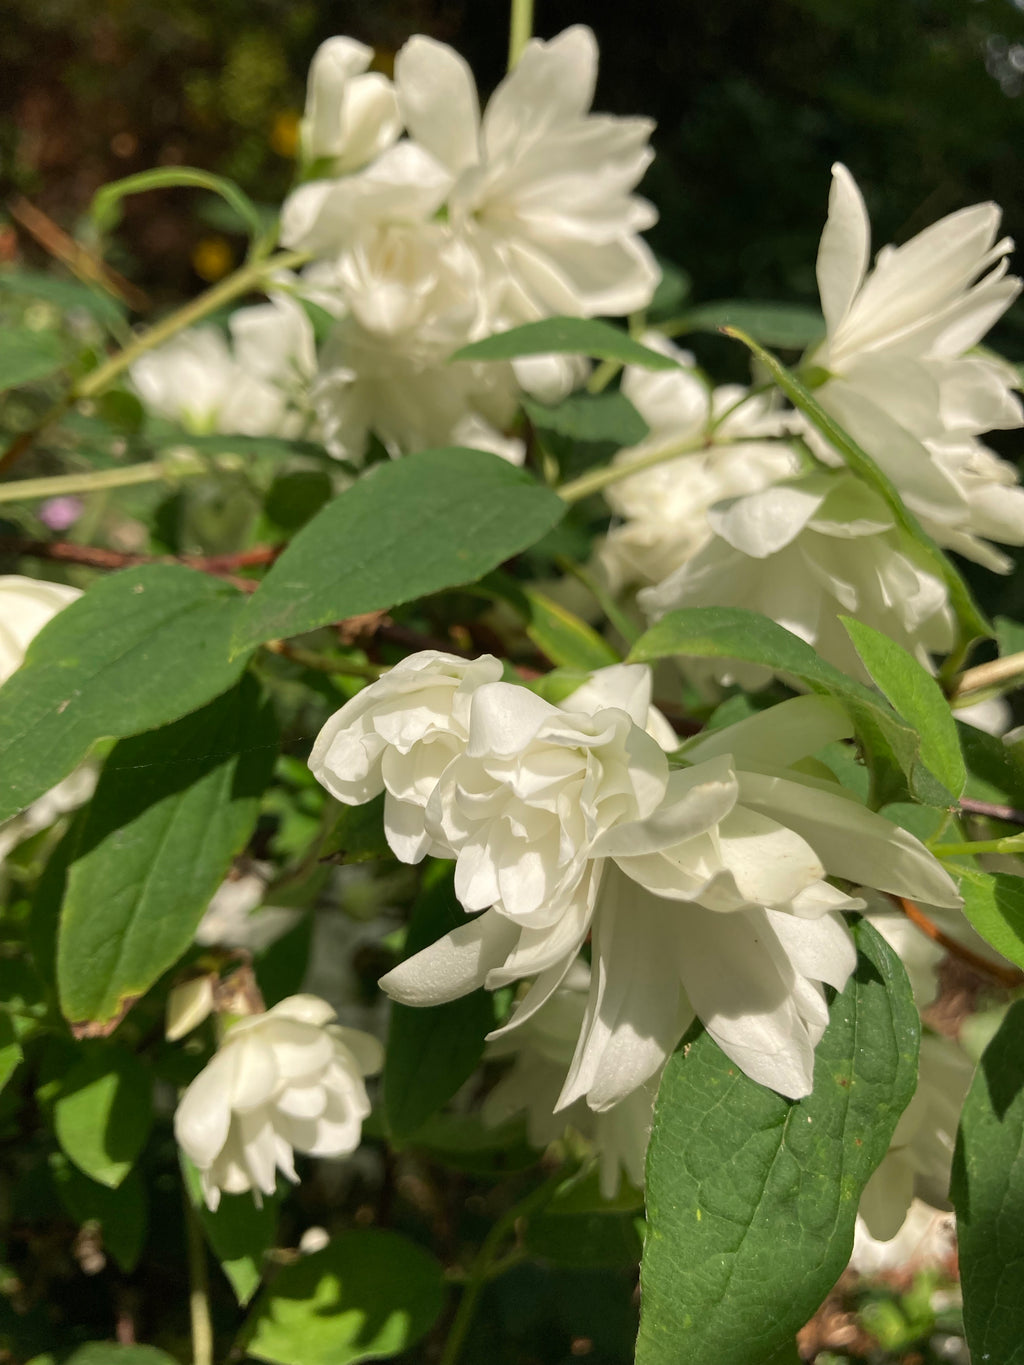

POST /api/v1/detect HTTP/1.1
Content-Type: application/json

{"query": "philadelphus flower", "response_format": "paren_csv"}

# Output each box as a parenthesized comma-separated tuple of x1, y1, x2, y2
(638, 471, 956, 684)
(811, 162, 1024, 567)
(0, 574, 82, 684)
(483, 961, 658, 1197)
(311, 656, 960, 1108)
(174, 995, 383, 1211)
(300, 37, 401, 174)
(130, 297, 316, 440)
(598, 338, 804, 594)
(309, 651, 503, 863)
(393, 25, 659, 323)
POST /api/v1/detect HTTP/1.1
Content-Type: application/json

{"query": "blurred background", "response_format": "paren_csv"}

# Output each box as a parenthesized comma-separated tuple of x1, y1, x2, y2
(4, 0, 1024, 311)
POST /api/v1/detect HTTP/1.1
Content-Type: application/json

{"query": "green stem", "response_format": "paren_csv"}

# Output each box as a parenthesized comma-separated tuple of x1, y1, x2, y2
(0, 460, 197, 504)
(932, 836, 1024, 858)
(74, 249, 310, 402)
(555, 555, 638, 646)
(440, 1172, 563, 1365)
(508, 0, 535, 68)
(184, 1188, 214, 1365)
(586, 358, 623, 395)
(0, 249, 310, 476)
(557, 434, 706, 504)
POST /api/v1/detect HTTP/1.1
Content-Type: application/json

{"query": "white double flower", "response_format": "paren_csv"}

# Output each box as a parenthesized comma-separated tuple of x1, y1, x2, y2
(311, 655, 960, 1109)
(174, 994, 383, 1211)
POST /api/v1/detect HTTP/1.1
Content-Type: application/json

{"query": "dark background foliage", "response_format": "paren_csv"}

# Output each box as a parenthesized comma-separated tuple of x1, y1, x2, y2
(4, 0, 1024, 311)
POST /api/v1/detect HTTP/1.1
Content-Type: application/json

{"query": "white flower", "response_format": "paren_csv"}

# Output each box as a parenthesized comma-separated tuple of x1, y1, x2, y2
(0, 575, 82, 685)
(130, 297, 315, 439)
(309, 650, 503, 862)
(857, 1032, 974, 1242)
(379, 673, 960, 1106)
(311, 312, 524, 465)
(598, 340, 804, 593)
(637, 471, 956, 684)
(393, 26, 659, 324)
(301, 37, 401, 174)
(483, 962, 658, 1198)
(174, 994, 383, 1211)
(850, 1199, 955, 1276)
(811, 162, 1024, 565)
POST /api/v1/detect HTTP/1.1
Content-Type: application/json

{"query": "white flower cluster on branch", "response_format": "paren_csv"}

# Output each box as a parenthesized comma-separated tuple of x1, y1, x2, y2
(131, 26, 657, 467)
(597, 164, 1024, 683)
(309, 654, 960, 1158)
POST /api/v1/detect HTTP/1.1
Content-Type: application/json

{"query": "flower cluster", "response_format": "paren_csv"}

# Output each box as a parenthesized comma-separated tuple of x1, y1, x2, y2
(174, 994, 383, 1210)
(310, 654, 959, 1140)
(132, 26, 657, 467)
(597, 164, 1024, 683)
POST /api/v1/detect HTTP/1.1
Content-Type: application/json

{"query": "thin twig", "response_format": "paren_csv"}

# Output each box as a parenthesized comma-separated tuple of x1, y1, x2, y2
(9, 196, 151, 312)
(183, 1187, 214, 1365)
(0, 535, 282, 581)
(959, 797, 1024, 826)
(953, 649, 1024, 699)
(557, 433, 706, 503)
(893, 895, 1024, 990)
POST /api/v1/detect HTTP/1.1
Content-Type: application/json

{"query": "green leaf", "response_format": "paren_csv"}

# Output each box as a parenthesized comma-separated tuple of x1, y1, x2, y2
(384, 866, 495, 1140)
(0, 268, 127, 328)
(51, 1159, 147, 1272)
(0, 1013, 22, 1092)
(959, 722, 1024, 809)
(636, 918, 920, 1365)
(995, 614, 1024, 659)
(91, 167, 266, 246)
(522, 390, 649, 448)
(0, 565, 250, 823)
(628, 606, 943, 805)
(485, 573, 620, 670)
(0, 328, 67, 393)
(525, 1209, 643, 1269)
(843, 616, 966, 799)
(723, 326, 991, 648)
(452, 318, 679, 369)
(956, 868, 1024, 971)
(63, 1347, 177, 1365)
(57, 677, 278, 1033)
(951, 999, 1024, 1365)
(53, 1045, 154, 1188)
(243, 1230, 446, 1365)
(321, 793, 391, 864)
(183, 1156, 276, 1305)
(233, 448, 565, 654)
(263, 469, 334, 533)
(673, 300, 824, 349)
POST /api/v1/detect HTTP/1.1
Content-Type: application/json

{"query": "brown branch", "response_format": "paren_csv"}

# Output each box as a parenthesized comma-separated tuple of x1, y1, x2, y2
(893, 895, 1024, 990)
(960, 796, 1024, 826)
(0, 535, 282, 589)
(9, 196, 150, 313)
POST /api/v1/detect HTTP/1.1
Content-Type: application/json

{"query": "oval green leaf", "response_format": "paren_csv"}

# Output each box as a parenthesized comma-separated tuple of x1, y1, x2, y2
(0, 564, 250, 824)
(243, 1229, 446, 1365)
(452, 318, 679, 369)
(636, 918, 919, 1365)
(232, 448, 565, 654)
(952, 999, 1024, 1365)
(628, 605, 947, 806)
(57, 677, 278, 1034)
(53, 1046, 154, 1188)
(842, 615, 966, 798)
